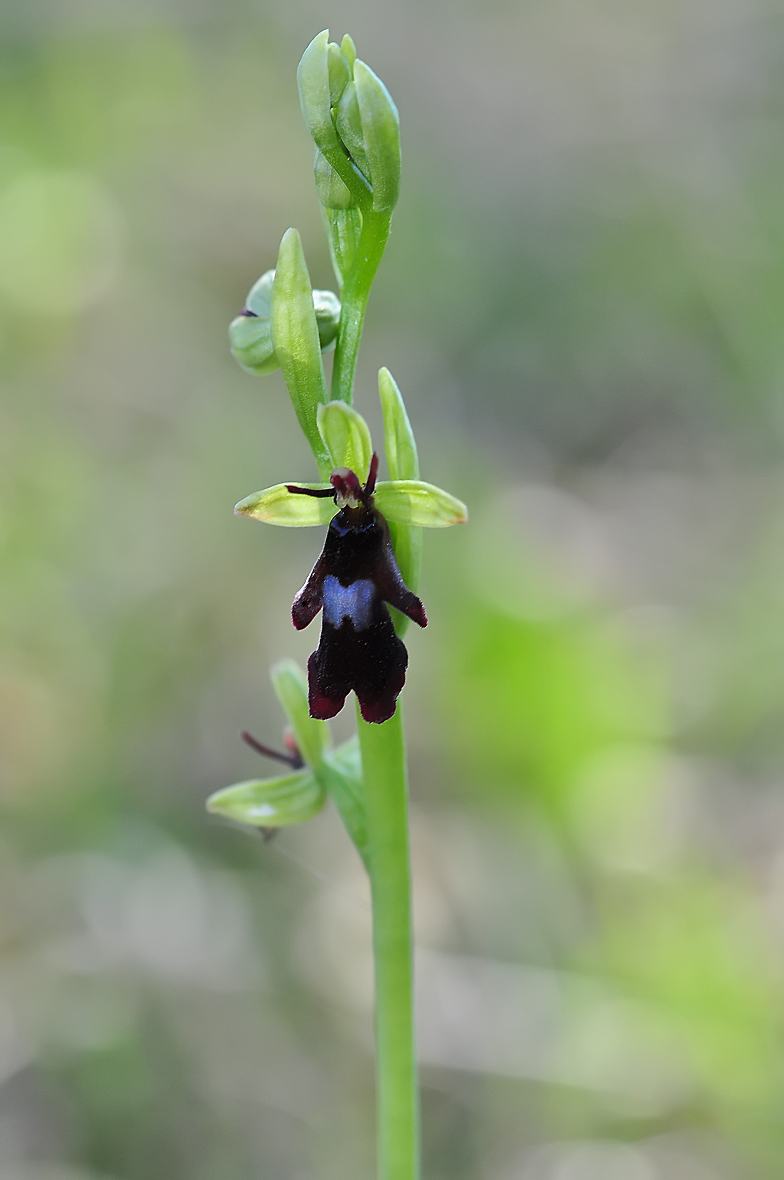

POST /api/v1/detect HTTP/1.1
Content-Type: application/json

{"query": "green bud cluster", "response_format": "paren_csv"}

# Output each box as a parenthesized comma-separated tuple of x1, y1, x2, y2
(298, 30, 401, 216)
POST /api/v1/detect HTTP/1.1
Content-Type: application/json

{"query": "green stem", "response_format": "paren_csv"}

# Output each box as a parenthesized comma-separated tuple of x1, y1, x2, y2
(331, 207, 391, 403)
(357, 704, 420, 1180)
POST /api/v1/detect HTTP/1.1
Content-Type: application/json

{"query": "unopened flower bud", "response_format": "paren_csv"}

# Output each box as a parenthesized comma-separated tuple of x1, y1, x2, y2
(297, 30, 340, 153)
(230, 267, 341, 375)
(313, 287, 341, 349)
(340, 34, 356, 71)
(327, 41, 351, 104)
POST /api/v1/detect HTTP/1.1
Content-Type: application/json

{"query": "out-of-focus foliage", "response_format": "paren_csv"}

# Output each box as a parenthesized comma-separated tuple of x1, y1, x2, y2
(2, 2, 784, 1179)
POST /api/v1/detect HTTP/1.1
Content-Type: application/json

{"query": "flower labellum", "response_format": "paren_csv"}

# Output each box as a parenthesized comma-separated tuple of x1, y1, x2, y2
(288, 454, 427, 724)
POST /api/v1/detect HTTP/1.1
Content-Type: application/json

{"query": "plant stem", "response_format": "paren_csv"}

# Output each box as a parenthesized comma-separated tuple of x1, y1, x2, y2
(331, 207, 391, 404)
(357, 704, 419, 1180)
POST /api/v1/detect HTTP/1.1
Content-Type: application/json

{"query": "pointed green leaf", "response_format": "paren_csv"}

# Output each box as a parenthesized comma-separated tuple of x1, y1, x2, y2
(270, 228, 332, 476)
(271, 658, 330, 767)
(297, 30, 340, 152)
(207, 770, 325, 827)
(317, 401, 373, 480)
(374, 480, 468, 527)
(378, 367, 418, 481)
(235, 483, 336, 526)
(354, 60, 400, 213)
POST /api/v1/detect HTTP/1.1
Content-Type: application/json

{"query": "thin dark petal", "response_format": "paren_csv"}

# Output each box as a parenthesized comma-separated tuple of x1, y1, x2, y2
(372, 519, 427, 627)
(286, 484, 336, 498)
(240, 730, 301, 767)
(364, 452, 379, 499)
(292, 555, 328, 630)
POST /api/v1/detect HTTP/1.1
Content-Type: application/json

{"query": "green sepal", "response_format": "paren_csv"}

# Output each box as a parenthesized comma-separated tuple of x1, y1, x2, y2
(327, 42, 351, 104)
(318, 737, 369, 868)
(245, 269, 276, 316)
(317, 401, 373, 480)
(271, 658, 330, 767)
(230, 269, 277, 374)
(229, 314, 278, 375)
(206, 770, 326, 827)
(378, 367, 421, 631)
(313, 288, 341, 350)
(315, 149, 357, 211)
(297, 30, 340, 152)
(354, 60, 401, 213)
(321, 205, 362, 288)
(235, 483, 336, 527)
(340, 34, 357, 71)
(270, 228, 332, 476)
(374, 480, 468, 527)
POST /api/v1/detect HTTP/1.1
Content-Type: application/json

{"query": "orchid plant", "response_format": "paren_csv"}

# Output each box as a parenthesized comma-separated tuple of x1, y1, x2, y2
(207, 31, 467, 1180)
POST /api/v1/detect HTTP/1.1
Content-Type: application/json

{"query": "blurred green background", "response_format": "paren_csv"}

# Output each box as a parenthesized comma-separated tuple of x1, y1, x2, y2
(2, 1, 784, 1177)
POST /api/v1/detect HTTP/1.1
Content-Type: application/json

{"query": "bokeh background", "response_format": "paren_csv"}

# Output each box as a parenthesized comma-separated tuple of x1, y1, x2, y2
(2, 0, 784, 1177)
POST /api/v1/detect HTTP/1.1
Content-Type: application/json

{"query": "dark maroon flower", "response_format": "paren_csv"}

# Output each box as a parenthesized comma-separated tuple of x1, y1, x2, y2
(287, 455, 427, 723)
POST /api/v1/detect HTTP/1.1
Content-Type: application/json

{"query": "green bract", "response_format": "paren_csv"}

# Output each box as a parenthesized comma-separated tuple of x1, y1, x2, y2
(271, 658, 329, 768)
(379, 366, 418, 480)
(354, 61, 401, 214)
(321, 206, 362, 288)
(318, 400, 373, 481)
(270, 229, 332, 475)
(379, 367, 421, 629)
